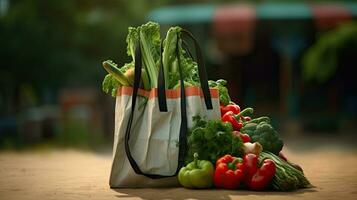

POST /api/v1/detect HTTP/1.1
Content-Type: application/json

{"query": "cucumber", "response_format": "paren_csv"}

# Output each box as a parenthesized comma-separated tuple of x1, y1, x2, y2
(102, 60, 132, 86)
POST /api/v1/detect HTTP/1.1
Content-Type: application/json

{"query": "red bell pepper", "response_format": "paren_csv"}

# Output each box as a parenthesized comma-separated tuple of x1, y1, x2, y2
(232, 131, 251, 143)
(243, 153, 276, 190)
(221, 108, 254, 131)
(243, 153, 258, 181)
(249, 159, 276, 190)
(220, 104, 240, 117)
(214, 155, 245, 189)
(222, 111, 243, 130)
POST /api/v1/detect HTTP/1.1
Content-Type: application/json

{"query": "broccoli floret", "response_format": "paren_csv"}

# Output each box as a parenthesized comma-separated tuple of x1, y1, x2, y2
(241, 121, 283, 155)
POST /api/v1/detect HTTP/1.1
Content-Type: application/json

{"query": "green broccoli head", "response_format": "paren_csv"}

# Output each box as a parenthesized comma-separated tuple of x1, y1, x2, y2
(240, 123, 256, 136)
(241, 121, 284, 155)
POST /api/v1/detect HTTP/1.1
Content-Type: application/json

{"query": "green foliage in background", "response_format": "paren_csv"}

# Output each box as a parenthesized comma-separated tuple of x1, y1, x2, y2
(0, 0, 169, 105)
(302, 22, 357, 83)
(0, 0, 168, 149)
(57, 119, 105, 149)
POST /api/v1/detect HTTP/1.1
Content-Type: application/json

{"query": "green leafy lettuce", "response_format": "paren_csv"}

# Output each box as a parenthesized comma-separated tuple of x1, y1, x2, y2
(208, 79, 231, 105)
(102, 22, 202, 97)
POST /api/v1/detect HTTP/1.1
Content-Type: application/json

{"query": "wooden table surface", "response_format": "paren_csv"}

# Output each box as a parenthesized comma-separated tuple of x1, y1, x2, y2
(0, 144, 356, 200)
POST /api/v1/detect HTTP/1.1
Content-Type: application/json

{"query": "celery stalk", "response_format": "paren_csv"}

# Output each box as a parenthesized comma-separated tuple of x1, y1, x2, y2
(139, 30, 158, 88)
(162, 27, 181, 89)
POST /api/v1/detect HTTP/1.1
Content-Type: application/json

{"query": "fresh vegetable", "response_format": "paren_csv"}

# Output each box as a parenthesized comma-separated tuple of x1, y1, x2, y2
(240, 133, 251, 143)
(244, 153, 276, 190)
(163, 27, 200, 89)
(208, 79, 231, 106)
(243, 153, 258, 181)
(172, 81, 194, 89)
(221, 108, 254, 131)
(242, 116, 251, 122)
(289, 162, 303, 173)
(259, 152, 311, 191)
(162, 26, 181, 89)
(102, 60, 151, 92)
(102, 22, 202, 96)
(278, 151, 303, 172)
(232, 131, 251, 143)
(102, 60, 132, 87)
(222, 111, 243, 131)
(220, 104, 240, 117)
(243, 116, 270, 126)
(102, 22, 161, 92)
(240, 121, 283, 155)
(186, 116, 244, 165)
(249, 158, 276, 190)
(178, 153, 214, 189)
(243, 142, 263, 156)
(127, 22, 161, 88)
(102, 74, 121, 97)
(214, 155, 245, 189)
(101, 22, 310, 193)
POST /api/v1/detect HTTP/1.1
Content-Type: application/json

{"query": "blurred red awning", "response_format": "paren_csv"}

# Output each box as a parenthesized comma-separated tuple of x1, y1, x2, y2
(311, 4, 352, 30)
(213, 4, 256, 35)
(213, 4, 256, 55)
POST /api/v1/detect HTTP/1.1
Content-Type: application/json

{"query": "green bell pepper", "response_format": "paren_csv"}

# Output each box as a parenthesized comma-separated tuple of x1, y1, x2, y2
(178, 153, 214, 189)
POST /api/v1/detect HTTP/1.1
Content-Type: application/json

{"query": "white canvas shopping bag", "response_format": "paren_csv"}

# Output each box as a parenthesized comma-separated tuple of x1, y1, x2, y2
(109, 30, 220, 188)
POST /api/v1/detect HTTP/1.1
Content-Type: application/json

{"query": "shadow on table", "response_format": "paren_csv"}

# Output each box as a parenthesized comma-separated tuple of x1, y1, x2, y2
(112, 188, 317, 200)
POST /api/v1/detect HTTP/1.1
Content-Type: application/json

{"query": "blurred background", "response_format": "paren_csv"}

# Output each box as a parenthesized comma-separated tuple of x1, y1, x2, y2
(1, 0, 356, 151)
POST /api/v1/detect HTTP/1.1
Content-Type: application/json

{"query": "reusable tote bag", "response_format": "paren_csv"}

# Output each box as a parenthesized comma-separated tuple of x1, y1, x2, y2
(109, 30, 220, 188)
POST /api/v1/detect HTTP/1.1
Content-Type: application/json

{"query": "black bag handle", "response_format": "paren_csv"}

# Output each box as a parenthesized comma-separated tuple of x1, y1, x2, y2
(124, 39, 187, 179)
(157, 29, 213, 112)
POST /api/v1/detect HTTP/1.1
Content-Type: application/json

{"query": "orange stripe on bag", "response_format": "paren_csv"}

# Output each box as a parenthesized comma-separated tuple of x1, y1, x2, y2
(118, 86, 219, 99)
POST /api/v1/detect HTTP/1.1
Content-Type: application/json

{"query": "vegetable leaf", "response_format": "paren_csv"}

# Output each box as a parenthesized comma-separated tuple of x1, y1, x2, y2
(186, 115, 244, 165)
(102, 74, 120, 97)
(208, 79, 231, 105)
